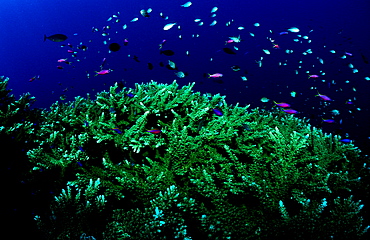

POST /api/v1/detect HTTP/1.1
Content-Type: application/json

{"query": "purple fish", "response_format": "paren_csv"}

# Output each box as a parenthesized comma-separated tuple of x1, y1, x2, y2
(274, 101, 290, 108)
(316, 94, 331, 101)
(322, 119, 335, 123)
(212, 108, 223, 116)
(282, 109, 298, 114)
(146, 129, 161, 134)
(111, 128, 122, 134)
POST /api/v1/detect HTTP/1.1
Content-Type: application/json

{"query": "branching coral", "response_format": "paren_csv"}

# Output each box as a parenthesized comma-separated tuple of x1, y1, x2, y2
(1, 78, 369, 239)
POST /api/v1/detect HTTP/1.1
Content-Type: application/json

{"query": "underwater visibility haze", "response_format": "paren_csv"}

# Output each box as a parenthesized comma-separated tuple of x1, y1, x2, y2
(1, 0, 370, 239)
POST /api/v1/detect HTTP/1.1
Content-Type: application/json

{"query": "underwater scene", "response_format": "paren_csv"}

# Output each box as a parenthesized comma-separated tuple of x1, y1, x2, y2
(1, 0, 370, 239)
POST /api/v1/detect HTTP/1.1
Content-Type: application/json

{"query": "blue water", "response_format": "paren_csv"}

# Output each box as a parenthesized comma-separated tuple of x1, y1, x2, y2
(1, 0, 369, 153)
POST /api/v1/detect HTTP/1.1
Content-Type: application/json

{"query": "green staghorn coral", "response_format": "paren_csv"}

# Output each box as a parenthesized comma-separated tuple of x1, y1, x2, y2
(1, 77, 369, 239)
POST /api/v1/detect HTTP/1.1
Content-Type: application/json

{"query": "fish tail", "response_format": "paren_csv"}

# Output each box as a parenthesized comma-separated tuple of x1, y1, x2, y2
(43, 34, 47, 42)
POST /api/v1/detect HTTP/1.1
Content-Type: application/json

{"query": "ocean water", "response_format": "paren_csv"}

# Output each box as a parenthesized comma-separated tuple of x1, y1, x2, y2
(1, 0, 369, 153)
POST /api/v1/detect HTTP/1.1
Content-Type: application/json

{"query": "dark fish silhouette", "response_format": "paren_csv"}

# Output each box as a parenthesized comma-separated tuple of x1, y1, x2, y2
(44, 34, 68, 42)
(160, 50, 175, 56)
(361, 54, 368, 64)
(133, 55, 140, 62)
(109, 43, 121, 52)
(147, 63, 154, 70)
(223, 47, 236, 54)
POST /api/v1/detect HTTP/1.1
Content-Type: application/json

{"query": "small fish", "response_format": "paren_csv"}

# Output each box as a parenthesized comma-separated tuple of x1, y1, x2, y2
(223, 47, 236, 54)
(272, 43, 280, 49)
(147, 129, 162, 134)
(274, 101, 290, 108)
(95, 69, 110, 76)
(123, 38, 129, 46)
(111, 128, 122, 134)
(29, 75, 40, 82)
(282, 109, 298, 114)
(181, 1, 192, 7)
(316, 92, 331, 101)
(133, 55, 140, 62)
(208, 73, 223, 78)
(77, 45, 88, 51)
(229, 35, 241, 42)
(140, 9, 150, 18)
(225, 39, 235, 44)
(212, 108, 223, 116)
(100, 58, 107, 68)
(109, 42, 121, 52)
(57, 65, 64, 69)
(57, 58, 68, 63)
(361, 54, 369, 64)
(160, 50, 175, 56)
(322, 119, 335, 123)
(175, 71, 185, 78)
(126, 93, 135, 98)
(308, 74, 319, 79)
(231, 65, 240, 71)
(58, 58, 71, 64)
(168, 60, 176, 69)
(44, 34, 68, 42)
(287, 27, 300, 33)
(163, 23, 177, 30)
(159, 39, 167, 49)
(147, 63, 154, 70)
(279, 31, 289, 35)
(339, 139, 352, 143)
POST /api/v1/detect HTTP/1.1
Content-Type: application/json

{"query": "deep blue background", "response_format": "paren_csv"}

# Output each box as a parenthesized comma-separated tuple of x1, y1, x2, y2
(1, 0, 370, 153)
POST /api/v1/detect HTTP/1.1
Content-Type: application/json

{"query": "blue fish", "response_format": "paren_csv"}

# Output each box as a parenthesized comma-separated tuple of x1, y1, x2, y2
(112, 128, 122, 134)
(212, 108, 223, 116)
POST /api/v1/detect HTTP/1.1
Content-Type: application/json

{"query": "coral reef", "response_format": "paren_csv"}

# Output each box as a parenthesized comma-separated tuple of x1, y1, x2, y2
(1, 76, 369, 239)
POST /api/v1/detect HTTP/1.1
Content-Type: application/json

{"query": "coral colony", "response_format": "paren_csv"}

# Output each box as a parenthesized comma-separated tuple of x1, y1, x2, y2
(1, 76, 369, 239)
